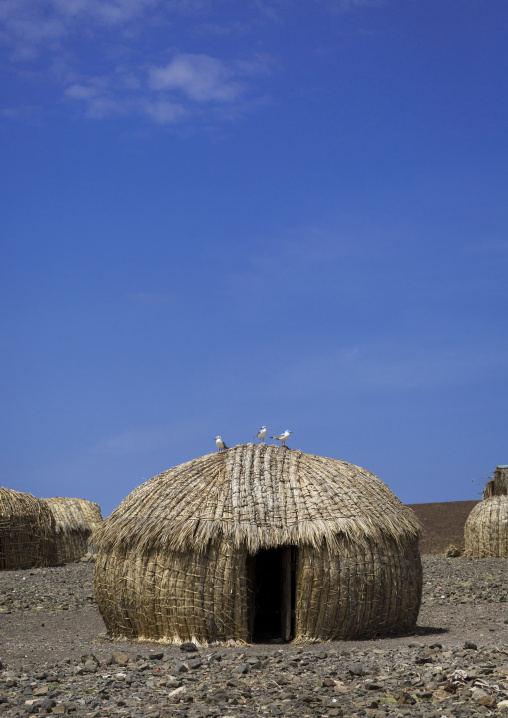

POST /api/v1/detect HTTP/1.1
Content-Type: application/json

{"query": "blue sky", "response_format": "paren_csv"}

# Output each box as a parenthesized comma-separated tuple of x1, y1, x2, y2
(1, 0, 507, 517)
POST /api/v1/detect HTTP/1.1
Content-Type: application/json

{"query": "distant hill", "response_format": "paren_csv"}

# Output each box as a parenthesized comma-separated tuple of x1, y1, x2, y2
(406, 500, 479, 554)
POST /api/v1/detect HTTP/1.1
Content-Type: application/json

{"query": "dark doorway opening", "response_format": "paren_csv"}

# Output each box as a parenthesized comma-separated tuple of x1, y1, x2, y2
(248, 546, 296, 642)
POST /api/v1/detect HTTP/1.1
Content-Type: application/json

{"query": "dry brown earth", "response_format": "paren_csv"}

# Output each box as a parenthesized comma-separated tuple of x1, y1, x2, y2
(407, 500, 479, 554)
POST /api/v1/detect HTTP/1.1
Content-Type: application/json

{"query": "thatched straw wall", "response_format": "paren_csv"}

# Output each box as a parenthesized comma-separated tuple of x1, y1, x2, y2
(464, 496, 508, 558)
(294, 539, 421, 640)
(483, 466, 508, 500)
(42, 497, 103, 564)
(93, 443, 422, 644)
(0, 488, 56, 570)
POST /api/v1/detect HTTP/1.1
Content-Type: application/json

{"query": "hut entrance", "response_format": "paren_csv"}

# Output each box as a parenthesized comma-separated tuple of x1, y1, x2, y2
(248, 546, 296, 642)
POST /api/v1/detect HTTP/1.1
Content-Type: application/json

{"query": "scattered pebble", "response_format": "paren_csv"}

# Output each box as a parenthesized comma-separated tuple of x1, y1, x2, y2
(0, 555, 507, 717)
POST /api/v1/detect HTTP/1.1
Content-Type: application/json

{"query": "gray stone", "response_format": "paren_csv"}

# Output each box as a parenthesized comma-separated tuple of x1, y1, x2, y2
(180, 642, 199, 653)
(245, 657, 261, 668)
(40, 698, 56, 711)
(165, 678, 182, 689)
(233, 665, 248, 674)
(348, 662, 366, 676)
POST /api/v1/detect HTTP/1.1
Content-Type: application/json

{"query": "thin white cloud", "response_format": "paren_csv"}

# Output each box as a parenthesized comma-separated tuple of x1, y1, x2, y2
(0, 0, 270, 125)
(149, 53, 242, 102)
(0, 0, 215, 61)
(65, 77, 130, 118)
(143, 100, 187, 123)
(62, 51, 262, 123)
(0, 104, 39, 119)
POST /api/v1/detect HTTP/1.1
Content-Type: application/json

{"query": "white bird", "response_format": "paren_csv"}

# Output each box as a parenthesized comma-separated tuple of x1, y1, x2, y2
(214, 436, 228, 452)
(270, 429, 292, 447)
(254, 426, 267, 442)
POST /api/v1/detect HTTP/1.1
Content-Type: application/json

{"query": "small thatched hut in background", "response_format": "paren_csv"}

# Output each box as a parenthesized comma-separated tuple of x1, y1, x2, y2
(482, 465, 508, 500)
(0, 488, 56, 570)
(93, 443, 422, 644)
(464, 465, 508, 558)
(464, 495, 508, 558)
(42, 497, 103, 564)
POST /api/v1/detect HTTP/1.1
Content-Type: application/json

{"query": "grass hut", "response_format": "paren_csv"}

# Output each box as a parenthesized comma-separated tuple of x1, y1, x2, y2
(43, 497, 103, 564)
(93, 443, 422, 644)
(482, 466, 508, 500)
(0, 488, 56, 570)
(464, 496, 508, 558)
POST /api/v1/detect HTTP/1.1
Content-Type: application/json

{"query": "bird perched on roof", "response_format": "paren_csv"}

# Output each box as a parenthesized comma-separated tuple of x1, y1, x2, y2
(254, 426, 267, 443)
(270, 429, 292, 447)
(214, 436, 228, 452)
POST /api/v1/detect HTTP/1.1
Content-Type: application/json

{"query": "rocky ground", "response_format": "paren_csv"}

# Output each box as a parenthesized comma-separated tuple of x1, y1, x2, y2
(1, 556, 508, 718)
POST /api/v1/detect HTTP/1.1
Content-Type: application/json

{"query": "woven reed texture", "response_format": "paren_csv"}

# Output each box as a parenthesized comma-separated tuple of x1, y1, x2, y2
(464, 496, 508, 558)
(294, 538, 421, 641)
(0, 488, 56, 570)
(43, 497, 103, 563)
(93, 443, 422, 643)
(483, 467, 508, 500)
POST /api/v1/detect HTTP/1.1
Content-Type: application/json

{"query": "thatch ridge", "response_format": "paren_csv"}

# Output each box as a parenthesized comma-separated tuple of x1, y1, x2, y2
(92, 443, 421, 555)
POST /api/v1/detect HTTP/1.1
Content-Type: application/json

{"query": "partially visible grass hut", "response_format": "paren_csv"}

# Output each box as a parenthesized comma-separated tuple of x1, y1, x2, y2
(0, 488, 56, 570)
(464, 496, 508, 558)
(93, 443, 422, 645)
(43, 497, 103, 563)
(483, 466, 508, 500)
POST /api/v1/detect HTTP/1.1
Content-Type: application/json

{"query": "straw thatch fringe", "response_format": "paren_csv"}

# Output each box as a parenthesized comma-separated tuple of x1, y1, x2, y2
(92, 444, 421, 556)
(94, 444, 422, 643)
(464, 496, 508, 558)
(42, 497, 103, 564)
(483, 467, 508, 500)
(0, 488, 56, 570)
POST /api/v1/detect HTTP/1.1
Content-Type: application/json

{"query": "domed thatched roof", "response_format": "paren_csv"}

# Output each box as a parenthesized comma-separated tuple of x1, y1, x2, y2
(43, 497, 103, 535)
(93, 443, 420, 555)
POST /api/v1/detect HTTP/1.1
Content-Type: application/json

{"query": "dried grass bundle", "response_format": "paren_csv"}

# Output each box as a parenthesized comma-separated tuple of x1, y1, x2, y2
(42, 497, 103, 563)
(93, 443, 422, 644)
(0, 488, 56, 570)
(464, 496, 508, 558)
(482, 466, 508, 500)
(444, 543, 464, 558)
